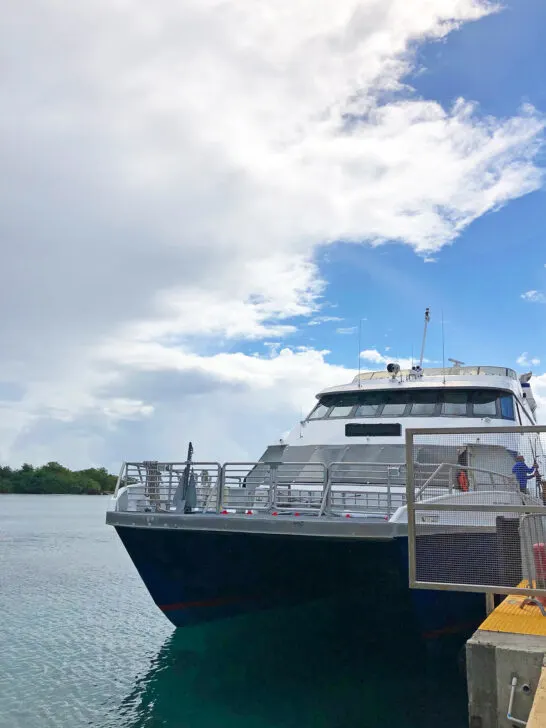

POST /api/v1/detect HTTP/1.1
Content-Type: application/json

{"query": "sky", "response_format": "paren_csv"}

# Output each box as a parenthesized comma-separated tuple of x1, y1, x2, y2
(2, 0, 546, 470)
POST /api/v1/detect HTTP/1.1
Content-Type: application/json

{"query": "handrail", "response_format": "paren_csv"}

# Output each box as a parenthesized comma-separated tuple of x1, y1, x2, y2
(415, 463, 444, 498)
(114, 458, 517, 517)
(318, 472, 332, 516)
(114, 462, 126, 498)
(415, 462, 515, 500)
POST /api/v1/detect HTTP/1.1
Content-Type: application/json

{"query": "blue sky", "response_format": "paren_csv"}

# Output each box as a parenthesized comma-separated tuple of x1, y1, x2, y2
(268, 0, 546, 374)
(2, 0, 546, 468)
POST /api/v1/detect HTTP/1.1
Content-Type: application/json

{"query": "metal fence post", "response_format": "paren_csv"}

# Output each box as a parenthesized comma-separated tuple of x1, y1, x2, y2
(269, 463, 278, 511)
(167, 464, 173, 505)
(216, 464, 225, 513)
(405, 429, 417, 588)
(319, 466, 332, 517)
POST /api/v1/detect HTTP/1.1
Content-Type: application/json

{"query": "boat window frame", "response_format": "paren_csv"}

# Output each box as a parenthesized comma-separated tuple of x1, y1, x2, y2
(306, 388, 518, 421)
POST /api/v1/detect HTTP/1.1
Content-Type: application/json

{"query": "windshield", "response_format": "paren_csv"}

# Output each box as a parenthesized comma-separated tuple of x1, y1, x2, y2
(307, 388, 515, 421)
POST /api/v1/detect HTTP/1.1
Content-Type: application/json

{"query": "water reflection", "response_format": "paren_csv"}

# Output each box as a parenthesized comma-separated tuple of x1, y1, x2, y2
(103, 594, 468, 728)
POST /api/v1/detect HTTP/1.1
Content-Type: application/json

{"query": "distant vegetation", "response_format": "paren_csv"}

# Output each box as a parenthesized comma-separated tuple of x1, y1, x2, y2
(0, 462, 117, 495)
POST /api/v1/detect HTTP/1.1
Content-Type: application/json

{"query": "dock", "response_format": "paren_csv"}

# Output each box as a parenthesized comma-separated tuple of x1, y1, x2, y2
(466, 592, 546, 728)
(403, 423, 546, 728)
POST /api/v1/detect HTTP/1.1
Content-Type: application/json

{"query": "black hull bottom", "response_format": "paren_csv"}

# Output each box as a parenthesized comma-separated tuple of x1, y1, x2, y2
(115, 525, 492, 639)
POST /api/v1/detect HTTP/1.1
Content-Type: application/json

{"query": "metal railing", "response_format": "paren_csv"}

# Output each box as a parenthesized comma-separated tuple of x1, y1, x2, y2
(114, 451, 533, 524)
(321, 463, 406, 516)
(114, 460, 410, 517)
(415, 462, 517, 501)
(115, 461, 222, 512)
(406, 425, 546, 599)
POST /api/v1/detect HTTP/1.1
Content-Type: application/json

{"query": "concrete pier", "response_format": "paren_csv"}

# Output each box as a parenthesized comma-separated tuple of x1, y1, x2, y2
(466, 593, 546, 728)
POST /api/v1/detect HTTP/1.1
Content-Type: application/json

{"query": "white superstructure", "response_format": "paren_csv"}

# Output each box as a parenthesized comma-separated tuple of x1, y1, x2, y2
(284, 364, 537, 452)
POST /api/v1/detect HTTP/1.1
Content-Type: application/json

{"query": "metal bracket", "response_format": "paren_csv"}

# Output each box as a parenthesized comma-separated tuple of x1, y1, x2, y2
(520, 598, 546, 617)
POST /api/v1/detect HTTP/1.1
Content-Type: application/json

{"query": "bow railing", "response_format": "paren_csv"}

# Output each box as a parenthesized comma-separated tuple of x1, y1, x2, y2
(113, 460, 413, 518)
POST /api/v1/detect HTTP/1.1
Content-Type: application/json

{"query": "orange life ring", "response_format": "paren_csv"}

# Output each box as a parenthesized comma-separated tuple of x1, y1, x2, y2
(457, 471, 469, 492)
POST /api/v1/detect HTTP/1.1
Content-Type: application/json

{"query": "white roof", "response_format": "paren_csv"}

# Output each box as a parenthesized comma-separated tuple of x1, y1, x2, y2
(317, 366, 522, 398)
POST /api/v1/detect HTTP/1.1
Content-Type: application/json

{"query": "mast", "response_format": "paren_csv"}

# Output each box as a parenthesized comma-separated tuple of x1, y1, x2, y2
(418, 307, 430, 370)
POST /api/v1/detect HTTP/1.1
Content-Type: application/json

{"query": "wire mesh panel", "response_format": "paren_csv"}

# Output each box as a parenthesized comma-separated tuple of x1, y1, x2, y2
(406, 426, 546, 596)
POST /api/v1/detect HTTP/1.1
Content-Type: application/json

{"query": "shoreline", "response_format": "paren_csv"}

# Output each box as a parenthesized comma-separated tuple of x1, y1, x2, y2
(0, 491, 114, 496)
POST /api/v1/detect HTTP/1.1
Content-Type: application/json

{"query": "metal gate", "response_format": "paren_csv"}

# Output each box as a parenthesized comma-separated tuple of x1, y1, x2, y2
(405, 425, 546, 597)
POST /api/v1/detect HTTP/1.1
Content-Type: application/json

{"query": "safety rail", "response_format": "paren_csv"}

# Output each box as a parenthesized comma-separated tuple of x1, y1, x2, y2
(114, 460, 411, 517)
(321, 463, 406, 516)
(115, 462, 222, 513)
(414, 462, 517, 501)
(114, 451, 535, 520)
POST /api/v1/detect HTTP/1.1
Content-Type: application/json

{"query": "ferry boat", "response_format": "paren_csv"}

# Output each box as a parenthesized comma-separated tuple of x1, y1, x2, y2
(106, 315, 544, 639)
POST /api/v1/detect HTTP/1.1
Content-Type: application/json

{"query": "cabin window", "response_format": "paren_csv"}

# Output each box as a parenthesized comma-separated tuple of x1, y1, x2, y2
(354, 392, 384, 417)
(408, 391, 438, 415)
(307, 388, 517, 421)
(440, 391, 468, 416)
(471, 390, 497, 417)
(308, 403, 329, 419)
(500, 394, 515, 420)
(381, 391, 410, 416)
(328, 393, 361, 418)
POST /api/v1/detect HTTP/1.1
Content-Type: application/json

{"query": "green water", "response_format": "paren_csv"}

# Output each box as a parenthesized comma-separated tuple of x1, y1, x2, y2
(0, 496, 468, 727)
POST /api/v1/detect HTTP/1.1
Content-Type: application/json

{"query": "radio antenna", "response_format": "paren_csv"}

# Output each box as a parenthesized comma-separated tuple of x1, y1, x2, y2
(357, 318, 363, 388)
(418, 307, 430, 370)
(441, 310, 446, 385)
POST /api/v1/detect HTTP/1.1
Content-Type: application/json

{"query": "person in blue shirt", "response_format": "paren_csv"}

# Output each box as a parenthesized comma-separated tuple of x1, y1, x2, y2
(512, 455, 537, 494)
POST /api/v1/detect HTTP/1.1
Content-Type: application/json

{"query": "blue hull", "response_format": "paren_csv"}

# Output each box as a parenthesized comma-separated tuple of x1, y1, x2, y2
(115, 525, 490, 640)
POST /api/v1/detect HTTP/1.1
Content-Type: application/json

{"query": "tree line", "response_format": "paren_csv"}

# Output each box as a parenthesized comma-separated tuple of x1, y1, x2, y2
(0, 462, 117, 495)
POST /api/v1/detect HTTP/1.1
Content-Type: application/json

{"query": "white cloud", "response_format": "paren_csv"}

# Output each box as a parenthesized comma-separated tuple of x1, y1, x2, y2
(0, 347, 354, 467)
(522, 291, 546, 304)
(336, 327, 358, 335)
(517, 353, 541, 368)
(308, 316, 344, 326)
(0, 0, 545, 466)
(359, 348, 420, 370)
(359, 348, 432, 370)
(532, 374, 546, 426)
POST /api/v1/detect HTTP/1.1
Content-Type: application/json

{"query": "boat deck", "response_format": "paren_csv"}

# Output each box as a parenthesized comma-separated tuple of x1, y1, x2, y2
(106, 509, 408, 539)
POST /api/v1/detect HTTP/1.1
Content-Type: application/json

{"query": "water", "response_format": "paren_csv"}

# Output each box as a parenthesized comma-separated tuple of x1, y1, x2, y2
(0, 495, 468, 727)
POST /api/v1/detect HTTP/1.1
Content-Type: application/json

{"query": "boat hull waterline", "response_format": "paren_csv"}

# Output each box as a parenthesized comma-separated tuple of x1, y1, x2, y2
(109, 512, 491, 639)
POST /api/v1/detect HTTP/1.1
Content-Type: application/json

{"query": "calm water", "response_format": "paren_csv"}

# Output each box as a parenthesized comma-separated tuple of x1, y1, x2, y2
(0, 496, 467, 727)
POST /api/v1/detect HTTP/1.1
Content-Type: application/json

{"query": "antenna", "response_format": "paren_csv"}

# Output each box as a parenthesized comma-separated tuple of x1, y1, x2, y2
(441, 311, 446, 385)
(418, 307, 430, 370)
(358, 318, 363, 388)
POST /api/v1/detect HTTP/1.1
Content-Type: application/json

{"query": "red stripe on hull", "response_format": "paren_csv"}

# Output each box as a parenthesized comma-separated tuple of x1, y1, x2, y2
(159, 595, 246, 612)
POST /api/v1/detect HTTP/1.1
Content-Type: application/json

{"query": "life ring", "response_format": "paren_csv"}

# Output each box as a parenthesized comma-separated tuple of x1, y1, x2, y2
(457, 470, 469, 492)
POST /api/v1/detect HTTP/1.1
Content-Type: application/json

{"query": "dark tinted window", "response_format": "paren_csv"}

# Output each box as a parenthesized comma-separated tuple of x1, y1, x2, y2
(328, 393, 362, 418)
(307, 388, 516, 420)
(308, 403, 329, 419)
(500, 394, 515, 420)
(346, 423, 402, 437)
(408, 390, 438, 415)
(381, 391, 410, 416)
(471, 390, 498, 417)
(440, 391, 468, 416)
(354, 392, 383, 417)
